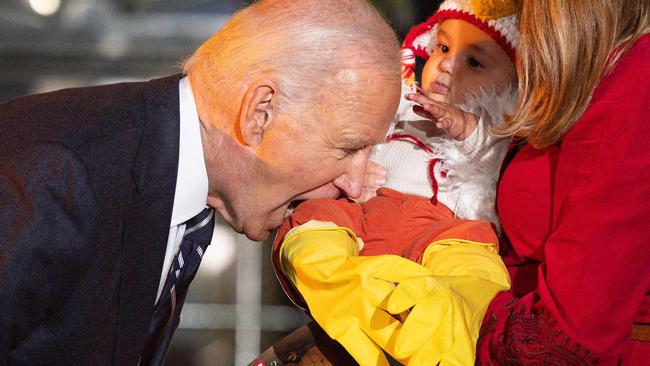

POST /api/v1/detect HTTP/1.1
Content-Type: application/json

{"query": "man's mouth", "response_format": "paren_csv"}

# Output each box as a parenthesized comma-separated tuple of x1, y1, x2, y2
(284, 200, 303, 218)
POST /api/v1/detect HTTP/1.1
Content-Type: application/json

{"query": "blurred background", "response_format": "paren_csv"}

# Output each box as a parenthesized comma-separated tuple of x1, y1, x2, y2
(0, 0, 441, 364)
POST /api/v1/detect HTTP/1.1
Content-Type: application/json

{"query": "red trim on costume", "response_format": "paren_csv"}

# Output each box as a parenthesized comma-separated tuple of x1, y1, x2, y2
(386, 133, 446, 205)
(402, 21, 435, 61)
(386, 133, 434, 154)
(427, 158, 440, 205)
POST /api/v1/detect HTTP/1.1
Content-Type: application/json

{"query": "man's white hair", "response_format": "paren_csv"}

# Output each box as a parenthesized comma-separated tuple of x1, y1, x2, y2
(184, 0, 400, 117)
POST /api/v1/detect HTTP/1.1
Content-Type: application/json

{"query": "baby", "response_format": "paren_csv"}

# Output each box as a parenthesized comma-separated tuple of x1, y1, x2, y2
(368, 0, 517, 227)
(272, 1, 518, 365)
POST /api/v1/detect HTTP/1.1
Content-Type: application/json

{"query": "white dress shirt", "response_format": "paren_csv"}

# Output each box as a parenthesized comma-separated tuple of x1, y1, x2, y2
(155, 77, 209, 303)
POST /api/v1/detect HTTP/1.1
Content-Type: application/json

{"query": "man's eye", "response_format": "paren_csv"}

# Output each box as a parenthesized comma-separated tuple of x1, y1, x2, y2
(339, 145, 367, 158)
(468, 57, 484, 68)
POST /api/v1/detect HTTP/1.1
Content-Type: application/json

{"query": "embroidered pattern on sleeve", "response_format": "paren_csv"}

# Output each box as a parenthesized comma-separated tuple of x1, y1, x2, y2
(477, 299, 603, 366)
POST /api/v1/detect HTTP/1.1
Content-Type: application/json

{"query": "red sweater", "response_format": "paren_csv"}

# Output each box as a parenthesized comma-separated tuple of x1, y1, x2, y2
(476, 35, 650, 365)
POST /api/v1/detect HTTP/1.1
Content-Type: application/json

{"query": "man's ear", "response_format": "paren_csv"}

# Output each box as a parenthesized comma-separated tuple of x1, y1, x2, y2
(238, 80, 277, 148)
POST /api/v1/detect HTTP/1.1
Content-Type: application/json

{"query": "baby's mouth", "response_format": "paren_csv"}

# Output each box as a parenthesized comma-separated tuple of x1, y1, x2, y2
(428, 81, 450, 95)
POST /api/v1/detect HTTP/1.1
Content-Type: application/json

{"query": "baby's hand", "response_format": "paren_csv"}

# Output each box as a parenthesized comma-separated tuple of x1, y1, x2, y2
(406, 93, 478, 140)
(355, 160, 386, 203)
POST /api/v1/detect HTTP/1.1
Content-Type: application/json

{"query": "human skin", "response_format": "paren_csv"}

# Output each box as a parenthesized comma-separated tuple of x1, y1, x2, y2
(421, 19, 515, 106)
(411, 19, 516, 140)
(359, 19, 517, 197)
(198, 71, 401, 241)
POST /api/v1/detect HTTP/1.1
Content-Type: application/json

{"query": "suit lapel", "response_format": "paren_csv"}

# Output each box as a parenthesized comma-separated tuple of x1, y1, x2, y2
(113, 74, 183, 364)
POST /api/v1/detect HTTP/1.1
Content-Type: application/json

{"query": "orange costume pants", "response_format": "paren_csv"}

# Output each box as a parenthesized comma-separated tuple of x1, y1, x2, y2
(272, 188, 499, 306)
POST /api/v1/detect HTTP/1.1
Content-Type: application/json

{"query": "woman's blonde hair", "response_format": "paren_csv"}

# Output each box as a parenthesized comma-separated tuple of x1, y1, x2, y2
(502, 0, 650, 148)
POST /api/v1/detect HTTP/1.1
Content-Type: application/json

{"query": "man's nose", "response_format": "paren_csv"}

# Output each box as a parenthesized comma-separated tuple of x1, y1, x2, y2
(333, 149, 370, 199)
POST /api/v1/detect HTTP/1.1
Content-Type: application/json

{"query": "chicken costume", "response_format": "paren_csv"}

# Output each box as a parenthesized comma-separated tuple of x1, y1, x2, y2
(272, 1, 519, 365)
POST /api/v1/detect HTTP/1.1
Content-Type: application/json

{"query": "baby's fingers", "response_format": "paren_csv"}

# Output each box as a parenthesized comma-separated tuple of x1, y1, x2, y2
(405, 93, 433, 105)
(355, 188, 378, 203)
(407, 94, 455, 111)
(353, 160, 385, 203)
(366, 160, 386, 178)
(412, 105, 432, 120)
(413, 106, 450, 131)
(408, 97, 447, 118)
(364, 160, 387, 189)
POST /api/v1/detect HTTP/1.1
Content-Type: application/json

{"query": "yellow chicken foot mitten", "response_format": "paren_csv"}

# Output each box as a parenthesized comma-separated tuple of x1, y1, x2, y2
(279, 220, 439, 366)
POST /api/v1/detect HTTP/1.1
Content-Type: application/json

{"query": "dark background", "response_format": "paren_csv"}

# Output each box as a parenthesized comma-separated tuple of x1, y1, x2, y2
(0, 1, 441, 364)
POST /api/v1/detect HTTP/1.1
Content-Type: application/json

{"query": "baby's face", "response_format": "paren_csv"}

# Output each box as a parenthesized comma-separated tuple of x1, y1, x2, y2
(421, 19, 516, 105)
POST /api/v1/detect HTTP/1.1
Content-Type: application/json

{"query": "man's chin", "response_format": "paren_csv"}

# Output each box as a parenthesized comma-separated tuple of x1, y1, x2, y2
(215, 206, 280, 242)
(242, 227, 273, 242)
(241, 217, 281, 242)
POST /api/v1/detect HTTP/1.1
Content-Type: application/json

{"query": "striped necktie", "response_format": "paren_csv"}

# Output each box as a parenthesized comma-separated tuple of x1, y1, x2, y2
(140, 207, 215, 365)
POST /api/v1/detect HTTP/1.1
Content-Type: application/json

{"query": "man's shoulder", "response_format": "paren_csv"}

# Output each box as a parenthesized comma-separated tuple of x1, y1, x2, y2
(1, 74, 182, 108)
(0, 74, 183, 159)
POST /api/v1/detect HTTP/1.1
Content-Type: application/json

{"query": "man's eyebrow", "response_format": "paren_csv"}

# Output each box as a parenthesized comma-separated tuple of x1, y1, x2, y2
(339, 137, 371, 149)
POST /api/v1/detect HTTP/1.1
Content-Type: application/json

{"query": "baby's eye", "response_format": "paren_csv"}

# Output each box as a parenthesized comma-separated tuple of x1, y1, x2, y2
(467, 57, 484, 69)
(440, 44, 449, 53)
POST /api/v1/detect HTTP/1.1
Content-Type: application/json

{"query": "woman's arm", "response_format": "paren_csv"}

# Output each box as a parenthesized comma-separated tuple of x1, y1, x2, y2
(477, 40, 650, 365)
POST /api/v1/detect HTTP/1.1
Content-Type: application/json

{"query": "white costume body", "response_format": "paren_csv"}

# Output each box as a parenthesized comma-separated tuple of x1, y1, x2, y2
(370, 88, 515, 228)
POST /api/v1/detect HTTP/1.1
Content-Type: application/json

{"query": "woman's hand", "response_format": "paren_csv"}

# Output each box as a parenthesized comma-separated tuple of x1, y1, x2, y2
(355, 160, 386, 203)
(406, 93, 478, 140)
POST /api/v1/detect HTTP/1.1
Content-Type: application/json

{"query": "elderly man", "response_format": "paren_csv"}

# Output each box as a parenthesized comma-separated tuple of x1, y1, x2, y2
(0, 0, 400, 364)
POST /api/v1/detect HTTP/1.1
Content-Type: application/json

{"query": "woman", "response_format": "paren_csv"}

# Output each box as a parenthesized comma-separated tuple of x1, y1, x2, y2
(251, 0, 650, 364)
(474, 0, 649, 364)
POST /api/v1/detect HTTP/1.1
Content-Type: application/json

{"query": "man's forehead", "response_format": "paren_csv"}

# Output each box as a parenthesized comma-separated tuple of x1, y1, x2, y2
(316, 71, 398, 144)
(335, 118, 390, 145)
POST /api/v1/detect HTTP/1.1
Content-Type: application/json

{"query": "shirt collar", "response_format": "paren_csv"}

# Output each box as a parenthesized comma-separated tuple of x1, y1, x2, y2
(170, 77, 209, 227)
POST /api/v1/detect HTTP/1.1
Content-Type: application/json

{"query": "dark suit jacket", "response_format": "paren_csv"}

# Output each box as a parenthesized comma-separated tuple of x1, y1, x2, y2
(0, 74, 183, 365)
